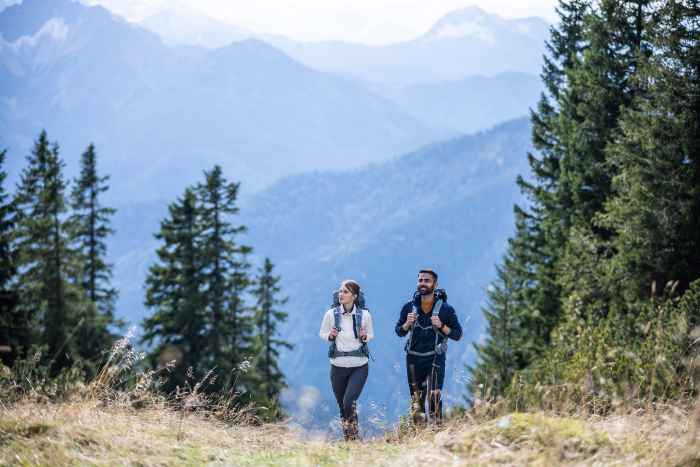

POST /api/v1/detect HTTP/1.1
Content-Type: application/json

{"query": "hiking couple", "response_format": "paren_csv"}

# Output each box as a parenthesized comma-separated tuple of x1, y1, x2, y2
(318, 269, 463, 441)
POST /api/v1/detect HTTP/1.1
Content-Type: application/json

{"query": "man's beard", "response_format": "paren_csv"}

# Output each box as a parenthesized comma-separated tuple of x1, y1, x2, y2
(418, 285, 435, 296)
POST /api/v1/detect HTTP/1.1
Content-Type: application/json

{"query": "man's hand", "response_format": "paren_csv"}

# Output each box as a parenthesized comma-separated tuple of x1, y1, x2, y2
(404, 311, 417, 330)
(431, 315, 443, 329)
(329, 327, 339, 340)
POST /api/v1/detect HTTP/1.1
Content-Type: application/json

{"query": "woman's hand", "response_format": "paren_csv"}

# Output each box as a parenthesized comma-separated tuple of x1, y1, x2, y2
(359, 326, 367, 342)
(329, 327, 339, 340)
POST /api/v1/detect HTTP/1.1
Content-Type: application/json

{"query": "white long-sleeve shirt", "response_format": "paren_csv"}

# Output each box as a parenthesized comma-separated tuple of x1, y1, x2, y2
(319, 305, 374, 367)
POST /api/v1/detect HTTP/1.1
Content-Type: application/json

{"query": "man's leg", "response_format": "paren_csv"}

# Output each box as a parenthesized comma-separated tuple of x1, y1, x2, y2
(407, 356, 431, 425)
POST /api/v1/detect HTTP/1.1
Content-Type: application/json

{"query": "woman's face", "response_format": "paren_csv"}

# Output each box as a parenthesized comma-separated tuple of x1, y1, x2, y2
(338, 285, 356, 306)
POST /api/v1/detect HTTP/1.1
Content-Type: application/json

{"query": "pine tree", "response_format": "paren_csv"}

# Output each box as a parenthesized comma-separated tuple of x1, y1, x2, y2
(599, 0, 700, 306)
(558, 0, 651, 232)
(143, 168, 256, 398)
(196, 166, 251, 389)
(468, 254, 521, 400)
(488, 0, 591, 375)
(142, 189, 206, 392)
(251, 258, 292, 414)
(14, 131, 83, 372)
(553, 0, 656, 323)
(69, 144, 118, 364)
(0, 149, 20, 366)
(224, 247, 254, 393)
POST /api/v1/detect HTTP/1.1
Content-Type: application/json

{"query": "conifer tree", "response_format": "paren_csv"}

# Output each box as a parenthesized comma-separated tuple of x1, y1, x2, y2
(143, 168, 256, 397)
(600, 0, 700, 307)
(468, 255, 521, 399)
(0, 149, 20, 366)
(251, 258, 292, 412)
(69, 144, 118, 363)
(196, 165, 252, 389)
(225, 248, 255, 393)
(14, 131, 82, 372)
(142, 189, 206, 392)
(478, 0, 591, 381)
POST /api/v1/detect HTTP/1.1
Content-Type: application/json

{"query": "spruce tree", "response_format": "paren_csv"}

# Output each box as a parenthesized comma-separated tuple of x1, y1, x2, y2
(251, 258, 292, 413)
(69, 143, 118, 363)
(225, 247, 255, 393)
(14, 131, 82, 372)
(600, 0, 700, 307)
(196, 165, 251, 389)
(142, 189, 206, 392)
(0, 149, 20, 366)
(468, 254, 521, 400)
(481, 0, 591, 379)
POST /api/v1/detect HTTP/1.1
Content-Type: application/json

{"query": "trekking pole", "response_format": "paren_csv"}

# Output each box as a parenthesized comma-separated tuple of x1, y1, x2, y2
(427, 361, 437, 426)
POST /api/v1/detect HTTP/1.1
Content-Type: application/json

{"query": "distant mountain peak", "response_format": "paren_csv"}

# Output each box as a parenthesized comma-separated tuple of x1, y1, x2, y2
(423, 6, 500, 42)
(439, 5, 492, 22)
(422, 6, 548, 43)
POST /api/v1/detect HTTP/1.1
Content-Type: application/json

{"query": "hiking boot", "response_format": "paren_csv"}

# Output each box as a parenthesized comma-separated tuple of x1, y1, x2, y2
(347, 420, 360, 441)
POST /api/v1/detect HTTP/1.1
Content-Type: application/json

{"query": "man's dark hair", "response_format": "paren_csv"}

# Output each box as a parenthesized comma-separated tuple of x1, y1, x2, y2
(418, 269, 438, 281)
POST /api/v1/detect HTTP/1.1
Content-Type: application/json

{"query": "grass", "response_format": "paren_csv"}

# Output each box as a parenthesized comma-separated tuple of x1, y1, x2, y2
(2, 400, 699, 466)
(3, 333, 699, 466)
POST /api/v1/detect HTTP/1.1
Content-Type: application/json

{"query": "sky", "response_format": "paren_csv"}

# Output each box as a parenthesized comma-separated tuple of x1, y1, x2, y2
(1, 0, 558, 44)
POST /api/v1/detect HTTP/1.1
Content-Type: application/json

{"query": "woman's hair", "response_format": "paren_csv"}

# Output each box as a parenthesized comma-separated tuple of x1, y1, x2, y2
(341, 279, 361, 304)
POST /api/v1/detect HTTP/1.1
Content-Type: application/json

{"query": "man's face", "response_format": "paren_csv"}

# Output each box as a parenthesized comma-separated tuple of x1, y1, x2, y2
(417, 272, 436, 296)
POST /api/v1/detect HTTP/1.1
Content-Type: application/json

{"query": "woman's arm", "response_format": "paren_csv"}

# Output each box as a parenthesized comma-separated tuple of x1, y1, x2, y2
(319, 310, 333, 341)
(363, 311, 374, 342)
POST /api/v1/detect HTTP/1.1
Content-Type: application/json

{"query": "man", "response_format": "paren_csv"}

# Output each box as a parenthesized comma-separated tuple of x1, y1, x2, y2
(395, 269, 462, 423)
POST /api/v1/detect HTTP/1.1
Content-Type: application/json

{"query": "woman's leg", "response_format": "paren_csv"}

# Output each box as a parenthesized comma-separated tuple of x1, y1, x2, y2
(330, 365, 351, 418)
(342, 364, 368, 439)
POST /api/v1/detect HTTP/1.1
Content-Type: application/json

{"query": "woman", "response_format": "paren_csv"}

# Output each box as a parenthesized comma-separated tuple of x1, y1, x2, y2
(319, 279, 374, 441)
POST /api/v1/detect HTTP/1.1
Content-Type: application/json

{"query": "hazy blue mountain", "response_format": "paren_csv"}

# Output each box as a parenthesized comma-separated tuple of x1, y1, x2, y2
(372, 72, 543, 134)
(0, 0, 442, 201)
(135, 5, 549, 85)
(263, 7, 549, 85)
(140, 4, 254, 48)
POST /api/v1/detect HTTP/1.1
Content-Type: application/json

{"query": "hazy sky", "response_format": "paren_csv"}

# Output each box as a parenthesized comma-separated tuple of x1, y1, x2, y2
(4, 0, 558, 44)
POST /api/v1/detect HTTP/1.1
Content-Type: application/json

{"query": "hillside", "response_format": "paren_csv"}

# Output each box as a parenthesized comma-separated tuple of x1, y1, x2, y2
(1, 400, 697, 465)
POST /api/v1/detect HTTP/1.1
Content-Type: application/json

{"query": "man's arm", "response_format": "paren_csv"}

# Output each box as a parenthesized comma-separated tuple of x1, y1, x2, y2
(442, 305, 463, 341)
(395, 304, 410, 337)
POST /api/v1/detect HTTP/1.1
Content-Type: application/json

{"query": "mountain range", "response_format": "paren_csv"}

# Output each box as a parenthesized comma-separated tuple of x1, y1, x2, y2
(0, 0, 442, 200)
(140, 5, 550, 85)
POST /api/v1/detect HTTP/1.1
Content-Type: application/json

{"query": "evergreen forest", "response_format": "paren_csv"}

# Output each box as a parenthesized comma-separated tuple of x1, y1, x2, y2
(469, 0, 700, 412)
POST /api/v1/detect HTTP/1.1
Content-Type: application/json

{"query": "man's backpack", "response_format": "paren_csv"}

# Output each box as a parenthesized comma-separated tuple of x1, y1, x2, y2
(404, 288, 449, 357)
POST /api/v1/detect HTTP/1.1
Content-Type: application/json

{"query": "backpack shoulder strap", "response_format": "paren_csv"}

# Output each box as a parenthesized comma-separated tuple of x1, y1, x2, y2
(356, 307, 365, 335)
(333, 306, 342, 331)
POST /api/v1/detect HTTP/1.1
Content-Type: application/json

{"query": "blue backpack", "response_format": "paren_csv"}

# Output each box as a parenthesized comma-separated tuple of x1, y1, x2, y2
(327, 290, 371, 359)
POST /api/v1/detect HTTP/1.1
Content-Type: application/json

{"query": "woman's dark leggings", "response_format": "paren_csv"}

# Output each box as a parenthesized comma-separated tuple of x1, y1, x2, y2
(330, 364, 368, 424)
